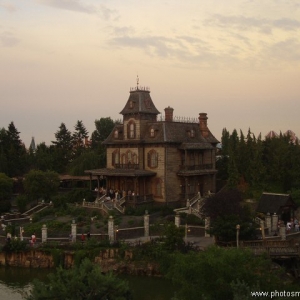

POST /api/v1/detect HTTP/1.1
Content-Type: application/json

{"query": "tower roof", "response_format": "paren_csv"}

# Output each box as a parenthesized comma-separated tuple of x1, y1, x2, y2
(120, 87, 160, 115)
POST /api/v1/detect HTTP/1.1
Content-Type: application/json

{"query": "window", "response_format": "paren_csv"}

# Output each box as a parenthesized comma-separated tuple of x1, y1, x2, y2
(190, 129, 195, 137)
(129, 100, 134, 108)
(147, 150, 158, 168)
(127, 150, 132, 163)
(132, 153, 138, 164)
(114, 130, 118, 139)
(112, 149, 119, 166)
(127, 121, 136, 139)
(150, 128, 155, 137)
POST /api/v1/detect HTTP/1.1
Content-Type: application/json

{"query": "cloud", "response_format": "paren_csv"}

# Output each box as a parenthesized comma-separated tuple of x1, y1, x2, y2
(266, 38, 300, 61)
(35, 0, 97, 14)
(0, 31, 20, 47)
(0, 3, 17, 13)
(35, 0, 117, 20)
(205, 14, 300, 33)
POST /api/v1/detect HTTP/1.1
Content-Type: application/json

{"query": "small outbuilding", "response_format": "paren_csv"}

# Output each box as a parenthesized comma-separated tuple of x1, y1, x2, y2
(256, 192, 297, 224)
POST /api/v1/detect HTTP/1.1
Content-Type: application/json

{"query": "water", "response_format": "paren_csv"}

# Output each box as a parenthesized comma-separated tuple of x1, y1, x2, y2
(0, 267, 175, 300)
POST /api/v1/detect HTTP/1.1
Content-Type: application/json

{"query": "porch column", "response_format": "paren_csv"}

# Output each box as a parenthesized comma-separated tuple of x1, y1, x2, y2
(265, 213, 271, 235)
(272, 213, 279, 233)
(279, 223, 286, 241)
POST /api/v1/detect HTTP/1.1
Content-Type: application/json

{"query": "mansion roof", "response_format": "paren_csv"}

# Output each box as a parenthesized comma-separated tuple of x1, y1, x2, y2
(104, 121, 219, 146)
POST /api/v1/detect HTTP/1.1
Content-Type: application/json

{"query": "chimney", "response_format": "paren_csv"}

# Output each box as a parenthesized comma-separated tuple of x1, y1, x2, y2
(164, 106, 174, 122)
(199, 113, 209, 137)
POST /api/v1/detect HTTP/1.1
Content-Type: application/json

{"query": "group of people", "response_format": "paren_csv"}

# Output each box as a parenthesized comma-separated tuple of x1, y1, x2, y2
(95, 187, 136, 202)
(285, 218, 299, 232)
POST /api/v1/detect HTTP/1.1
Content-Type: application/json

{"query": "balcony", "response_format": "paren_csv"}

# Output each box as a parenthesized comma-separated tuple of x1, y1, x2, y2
(114, 163, 139, 169)
(179, 164, 213, 171)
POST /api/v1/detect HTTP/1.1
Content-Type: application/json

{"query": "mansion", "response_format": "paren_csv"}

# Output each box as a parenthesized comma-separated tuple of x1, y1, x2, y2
(85, 85, 219, 206)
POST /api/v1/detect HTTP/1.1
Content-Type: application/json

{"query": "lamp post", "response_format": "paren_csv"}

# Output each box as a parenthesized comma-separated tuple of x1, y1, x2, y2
(185, 223, 190, 244)
(114, 225, 118, 242)
(236, 224, 240, 248)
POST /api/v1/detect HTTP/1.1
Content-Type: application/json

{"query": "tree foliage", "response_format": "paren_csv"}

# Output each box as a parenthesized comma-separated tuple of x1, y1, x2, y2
(218, 128, 300, 201)
(24, 170, 60, 201)
(25, 258, 132, 300)
(163, 246, 294, 300)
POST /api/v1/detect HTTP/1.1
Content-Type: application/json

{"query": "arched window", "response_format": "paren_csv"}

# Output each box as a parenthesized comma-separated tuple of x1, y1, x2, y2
(112, 149, 119, 166)
(132, 153, 138, 164)
(147, 150, 158, 168)
(127, 121, 136, 139)
(127, 150, 132, 163)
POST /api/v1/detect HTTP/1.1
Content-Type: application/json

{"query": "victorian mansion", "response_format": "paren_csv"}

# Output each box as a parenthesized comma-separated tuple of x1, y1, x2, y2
(85, 85, 219, 205)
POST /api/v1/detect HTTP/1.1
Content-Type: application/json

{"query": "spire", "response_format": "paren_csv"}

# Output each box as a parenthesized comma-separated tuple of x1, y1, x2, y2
(136, 75, 139, 89)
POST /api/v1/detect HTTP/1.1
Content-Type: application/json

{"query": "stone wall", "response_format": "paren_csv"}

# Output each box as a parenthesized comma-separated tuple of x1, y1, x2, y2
(0, 248, 161, 276)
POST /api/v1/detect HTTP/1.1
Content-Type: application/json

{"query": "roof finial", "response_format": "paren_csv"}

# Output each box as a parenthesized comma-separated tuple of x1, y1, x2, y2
(136, 75, 139, 89)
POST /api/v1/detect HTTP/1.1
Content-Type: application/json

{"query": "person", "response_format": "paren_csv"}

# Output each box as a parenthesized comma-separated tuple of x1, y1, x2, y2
(286, 221, 292, 233)
(87, 232, 91, 239)
(81, 233, 85, 243)
(6, 232, 11, 243)
(31, 233, 36, 244)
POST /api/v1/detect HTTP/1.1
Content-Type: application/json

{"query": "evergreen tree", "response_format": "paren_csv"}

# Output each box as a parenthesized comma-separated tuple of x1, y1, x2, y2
(72, 120, 89, 157)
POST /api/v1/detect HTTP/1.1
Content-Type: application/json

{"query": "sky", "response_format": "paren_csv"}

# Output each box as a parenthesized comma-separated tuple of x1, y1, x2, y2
(1, 0, 300, 147)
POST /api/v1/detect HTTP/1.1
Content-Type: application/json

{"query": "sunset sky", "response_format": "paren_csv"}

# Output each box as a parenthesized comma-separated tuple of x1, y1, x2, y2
(1, 0, 300, 146)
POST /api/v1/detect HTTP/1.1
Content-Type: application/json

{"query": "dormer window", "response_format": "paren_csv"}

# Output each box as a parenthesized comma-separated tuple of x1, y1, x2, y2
(190, 129, 195, 137)
(187, 129, 195, 138)
(129, 100, 134, 108)
(150, 128, 155, 137)
(114, 130, 119, 139)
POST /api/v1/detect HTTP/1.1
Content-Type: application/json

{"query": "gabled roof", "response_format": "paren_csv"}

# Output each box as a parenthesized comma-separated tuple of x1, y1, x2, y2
(256, 192, 297, 214)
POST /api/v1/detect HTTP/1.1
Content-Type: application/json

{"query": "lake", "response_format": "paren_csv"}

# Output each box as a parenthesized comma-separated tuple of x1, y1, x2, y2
(0, 267, 176, 300)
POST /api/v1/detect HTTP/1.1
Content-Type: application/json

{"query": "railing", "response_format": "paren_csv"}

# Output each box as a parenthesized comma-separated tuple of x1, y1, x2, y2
(114, 163, 139, 169)
(179, 164, 213, 171)
(126, 194, 153, 203)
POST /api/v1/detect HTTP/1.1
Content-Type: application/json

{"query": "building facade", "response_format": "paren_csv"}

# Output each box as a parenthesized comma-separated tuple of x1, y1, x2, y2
(85, 85, 219, 206)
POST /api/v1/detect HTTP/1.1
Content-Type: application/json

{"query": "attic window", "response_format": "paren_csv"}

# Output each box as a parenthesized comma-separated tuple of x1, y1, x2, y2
(129, 100, 134, 108)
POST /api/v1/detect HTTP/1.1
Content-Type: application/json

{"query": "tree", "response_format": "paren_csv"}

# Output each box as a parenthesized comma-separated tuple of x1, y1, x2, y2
(25, 258, 132, 300)
(0, 172, 13, 213)
(163, 247, 296, 300)
(68, 150, 103, 176)
(72, 120, 89, 155)
(23, 170, 60, 202)
(52, 123, 74, 172)
(201, 189, 256, 241)
(91, 117, 116, 149)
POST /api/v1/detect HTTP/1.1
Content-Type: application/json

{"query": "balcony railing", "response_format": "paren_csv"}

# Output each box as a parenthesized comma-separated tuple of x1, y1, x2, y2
(114, 163, 139, 169)
(179, 164, 213, 171)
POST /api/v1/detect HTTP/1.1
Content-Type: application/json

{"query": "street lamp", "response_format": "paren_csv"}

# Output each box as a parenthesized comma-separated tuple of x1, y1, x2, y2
(114, 225, 119, 242)
(185, 223, 190, 244)
(236, 224, 240, 248)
